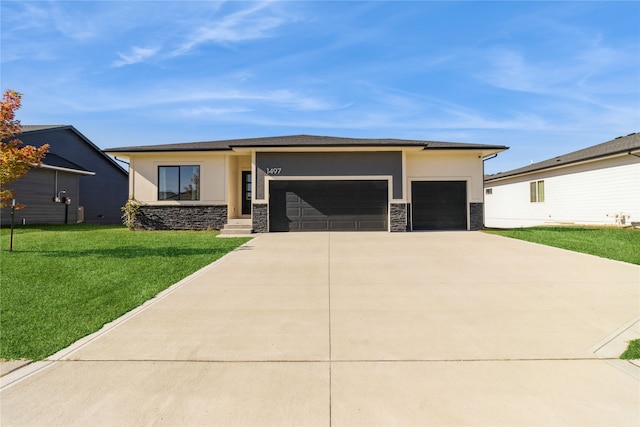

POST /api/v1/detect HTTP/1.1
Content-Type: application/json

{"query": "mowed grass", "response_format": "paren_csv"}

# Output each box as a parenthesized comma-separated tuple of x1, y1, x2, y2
(483, 226, 640, 265)
(620, 339, 640, 360)
(1, 225, 251, 361)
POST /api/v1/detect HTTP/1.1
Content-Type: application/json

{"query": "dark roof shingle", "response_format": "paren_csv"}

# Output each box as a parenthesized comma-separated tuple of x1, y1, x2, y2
(105, 134, 507, 152)
(21, 125, 67, 133)
(485, 132, 640, 182)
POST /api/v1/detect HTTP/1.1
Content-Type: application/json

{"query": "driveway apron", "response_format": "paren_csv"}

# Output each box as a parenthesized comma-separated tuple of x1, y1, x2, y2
(1, 232, 639, 426)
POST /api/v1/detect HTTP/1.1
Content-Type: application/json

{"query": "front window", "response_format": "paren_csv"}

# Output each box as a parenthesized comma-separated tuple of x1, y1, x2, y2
(158, 166, 200, 200)
(529, 180, 544, 203)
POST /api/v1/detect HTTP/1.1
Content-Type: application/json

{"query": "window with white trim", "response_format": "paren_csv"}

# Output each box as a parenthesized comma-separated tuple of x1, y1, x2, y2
(529, 180, 544, 203)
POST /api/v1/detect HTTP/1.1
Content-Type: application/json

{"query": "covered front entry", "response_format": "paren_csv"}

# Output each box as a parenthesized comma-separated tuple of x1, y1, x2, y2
(241, 171, 252, 215)
(269, 180, 388, 232)
(411, 181, 467, 230)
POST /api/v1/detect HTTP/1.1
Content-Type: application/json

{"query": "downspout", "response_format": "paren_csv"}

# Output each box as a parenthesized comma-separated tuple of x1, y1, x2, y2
(115, 156, 130, 166)
(481, 153, 499, 230)
(483, 153, 498, 162)
(628, 151, 640, 159)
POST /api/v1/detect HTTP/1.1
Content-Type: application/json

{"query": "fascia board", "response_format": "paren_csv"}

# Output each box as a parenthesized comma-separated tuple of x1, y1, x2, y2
(231, 146, 425, 153)
(485, 150, 638, 184)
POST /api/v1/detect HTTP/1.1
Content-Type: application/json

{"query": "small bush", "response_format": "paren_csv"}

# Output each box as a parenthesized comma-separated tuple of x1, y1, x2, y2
(121, 198, 141, 230)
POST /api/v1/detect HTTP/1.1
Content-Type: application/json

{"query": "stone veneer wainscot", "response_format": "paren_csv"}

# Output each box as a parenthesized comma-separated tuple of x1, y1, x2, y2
(390, 203, 408, 232)
(469, 202, 483, 230)
(133, 205, 228, 230)
(252, 203, 268, 233)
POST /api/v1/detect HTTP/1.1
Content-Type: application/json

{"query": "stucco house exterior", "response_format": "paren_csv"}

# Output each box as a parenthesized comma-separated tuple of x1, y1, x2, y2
(484, 132, 640, 228)
(105, 135, 506, 233)
(0, 125, 129, 226)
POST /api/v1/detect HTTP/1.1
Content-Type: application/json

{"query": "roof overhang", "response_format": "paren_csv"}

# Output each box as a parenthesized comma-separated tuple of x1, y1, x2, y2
(107, 145, 508, 156)
(485, 149, 640, 184)
(39, 164, 95, 176)
(229, 145, 426, 153)
(423, 147, 508, 158)
(104, 148, 231, 156)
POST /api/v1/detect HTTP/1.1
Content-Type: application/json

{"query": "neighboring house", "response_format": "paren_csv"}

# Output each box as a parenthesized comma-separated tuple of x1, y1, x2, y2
(484, 132, 640, 228)
(105, 135, 507, 232)
(0, 125, 129, 226)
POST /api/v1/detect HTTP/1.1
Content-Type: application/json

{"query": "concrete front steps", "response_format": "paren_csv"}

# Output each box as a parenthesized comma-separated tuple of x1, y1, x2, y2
(218, 218, 254, 237)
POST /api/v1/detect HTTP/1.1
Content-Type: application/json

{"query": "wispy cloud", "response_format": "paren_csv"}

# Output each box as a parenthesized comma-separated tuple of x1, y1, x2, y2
(179, 106, 254, 117)
(112, 46, 160, 68)
(170, 2, 288, 57)
(48, 81, 346, 115)
(107, 2, 293, 67)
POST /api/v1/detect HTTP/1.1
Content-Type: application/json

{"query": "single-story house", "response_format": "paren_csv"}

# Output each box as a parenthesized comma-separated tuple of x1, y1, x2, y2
(105, 135, 507, 233)
(0, 125, 129, 226)
(484, 132, 640, 228)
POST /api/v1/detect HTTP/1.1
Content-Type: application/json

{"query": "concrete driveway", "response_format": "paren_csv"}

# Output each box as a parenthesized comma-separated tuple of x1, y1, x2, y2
(2, 232, 639, 426)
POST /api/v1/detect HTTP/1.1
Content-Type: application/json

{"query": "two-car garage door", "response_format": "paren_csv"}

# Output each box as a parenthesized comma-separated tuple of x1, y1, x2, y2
(269, 180, 388, 232)
(267, 179, 467, 232)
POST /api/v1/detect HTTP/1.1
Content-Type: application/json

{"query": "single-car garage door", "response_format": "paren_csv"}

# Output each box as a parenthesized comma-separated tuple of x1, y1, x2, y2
(269, 180, 388, 231)
(411, 181, 467, 230)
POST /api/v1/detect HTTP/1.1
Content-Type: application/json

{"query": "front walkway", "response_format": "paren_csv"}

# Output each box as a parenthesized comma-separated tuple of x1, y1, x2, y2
(2, 232, 639, 426)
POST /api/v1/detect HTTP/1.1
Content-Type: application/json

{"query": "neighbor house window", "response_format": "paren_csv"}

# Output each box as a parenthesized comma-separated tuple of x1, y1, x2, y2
(529, 180, 544, 203)
(485, 188, 493, 195)
(158, 166, 200, 200)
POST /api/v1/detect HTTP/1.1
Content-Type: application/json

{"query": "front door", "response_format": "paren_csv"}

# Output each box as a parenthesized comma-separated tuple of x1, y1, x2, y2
(241, 171, 252, 215)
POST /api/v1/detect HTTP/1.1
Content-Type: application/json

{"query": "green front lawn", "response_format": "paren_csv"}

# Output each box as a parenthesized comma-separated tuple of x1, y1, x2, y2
(483, 226, 640, 265)
(620, 339, 640, 360)
(1, 225, 251, 361)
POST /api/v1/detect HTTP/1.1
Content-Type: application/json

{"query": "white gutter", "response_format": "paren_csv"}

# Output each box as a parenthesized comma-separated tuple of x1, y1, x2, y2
(39, 164, 95, 176)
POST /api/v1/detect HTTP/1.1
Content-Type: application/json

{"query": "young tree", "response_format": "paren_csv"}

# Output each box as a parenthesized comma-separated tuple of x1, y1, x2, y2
(0, 90, 49, 207)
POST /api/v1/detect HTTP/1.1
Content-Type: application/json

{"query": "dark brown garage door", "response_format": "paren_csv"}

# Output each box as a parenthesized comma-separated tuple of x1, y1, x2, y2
(269, 180, 388, 232)
(411, 181, 467, 230)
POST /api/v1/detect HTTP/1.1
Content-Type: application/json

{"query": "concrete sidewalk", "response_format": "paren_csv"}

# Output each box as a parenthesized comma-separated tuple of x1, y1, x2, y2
(2, 232, 639, 426)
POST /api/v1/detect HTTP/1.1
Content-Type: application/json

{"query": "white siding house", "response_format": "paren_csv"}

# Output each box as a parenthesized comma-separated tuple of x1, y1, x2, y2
(484, 133, 640, 228)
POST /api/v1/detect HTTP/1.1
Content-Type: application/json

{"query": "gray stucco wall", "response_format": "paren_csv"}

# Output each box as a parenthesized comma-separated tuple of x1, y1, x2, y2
(255, 152, 403, 200)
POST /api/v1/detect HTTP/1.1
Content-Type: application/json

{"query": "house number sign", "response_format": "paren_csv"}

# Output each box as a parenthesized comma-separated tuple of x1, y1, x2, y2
(266, 167, 282, 175)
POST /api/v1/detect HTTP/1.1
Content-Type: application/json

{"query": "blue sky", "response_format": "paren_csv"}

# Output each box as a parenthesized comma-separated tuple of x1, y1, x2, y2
(2, 1, 638, 174)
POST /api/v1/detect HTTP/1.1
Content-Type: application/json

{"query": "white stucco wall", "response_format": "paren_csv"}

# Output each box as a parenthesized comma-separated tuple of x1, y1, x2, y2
(227, 155, 252, 217)
(122, 149, 488, 212)
(128, 152, 227, 204)
(484, 155, 640, 228)
(405, 150, 485, 202)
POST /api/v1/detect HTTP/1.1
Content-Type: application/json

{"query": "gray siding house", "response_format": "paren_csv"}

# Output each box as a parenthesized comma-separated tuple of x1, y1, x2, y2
(1, 125, 128, 226)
